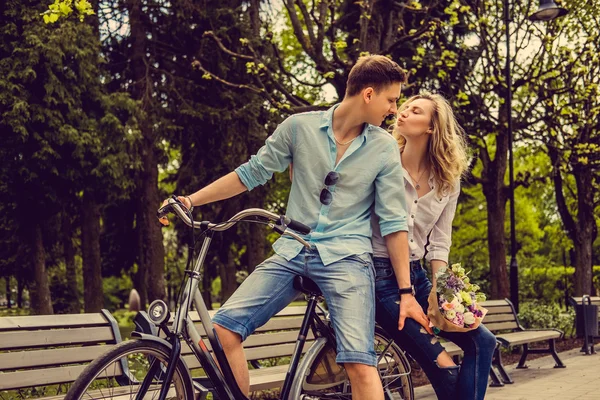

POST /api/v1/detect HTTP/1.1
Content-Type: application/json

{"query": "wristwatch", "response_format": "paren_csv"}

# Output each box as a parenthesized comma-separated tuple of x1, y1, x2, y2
(398, 285, 415, 296)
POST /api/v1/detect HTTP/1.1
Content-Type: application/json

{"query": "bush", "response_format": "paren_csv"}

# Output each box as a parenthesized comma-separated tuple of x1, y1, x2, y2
(517, 301, 575, 338)
(519, 265, 600, 306)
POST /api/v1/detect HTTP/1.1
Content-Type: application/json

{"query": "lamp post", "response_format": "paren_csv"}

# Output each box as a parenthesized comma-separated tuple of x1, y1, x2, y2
(504, 0, 568, 313)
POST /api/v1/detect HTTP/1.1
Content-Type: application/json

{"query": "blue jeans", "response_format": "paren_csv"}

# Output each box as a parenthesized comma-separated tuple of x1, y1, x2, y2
(213, 247, 378, 366)
(374, 258, 496, 400)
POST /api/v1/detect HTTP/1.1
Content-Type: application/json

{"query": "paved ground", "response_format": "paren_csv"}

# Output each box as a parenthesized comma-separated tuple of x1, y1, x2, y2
(414, 345, 600, 399)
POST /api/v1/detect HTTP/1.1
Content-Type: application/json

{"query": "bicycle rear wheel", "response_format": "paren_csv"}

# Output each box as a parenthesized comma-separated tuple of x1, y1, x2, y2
(291, 326, 414, 399)
(65, 339, 194, 400)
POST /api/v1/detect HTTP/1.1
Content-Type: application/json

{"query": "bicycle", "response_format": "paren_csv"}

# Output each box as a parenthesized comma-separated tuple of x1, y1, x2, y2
(65, 196, 414, 400)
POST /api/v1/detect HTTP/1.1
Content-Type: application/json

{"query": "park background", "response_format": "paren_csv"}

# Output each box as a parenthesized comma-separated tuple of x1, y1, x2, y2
(0, 0, 599, 340)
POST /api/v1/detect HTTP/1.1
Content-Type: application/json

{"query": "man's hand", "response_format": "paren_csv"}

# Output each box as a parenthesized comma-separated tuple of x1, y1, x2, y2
(398, 294, 433, 334)
(158, 196, 192, 226)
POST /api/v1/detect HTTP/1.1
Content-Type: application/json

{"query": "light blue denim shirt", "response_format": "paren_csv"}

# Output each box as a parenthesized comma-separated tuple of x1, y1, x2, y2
(235, 105, 408, 265)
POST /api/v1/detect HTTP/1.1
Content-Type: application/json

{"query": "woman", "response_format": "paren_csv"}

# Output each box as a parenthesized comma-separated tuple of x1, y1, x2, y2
(371, 93, 497, 400)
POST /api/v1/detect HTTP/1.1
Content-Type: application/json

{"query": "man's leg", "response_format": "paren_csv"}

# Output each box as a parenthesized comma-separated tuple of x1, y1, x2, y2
(213, 325, 250, 393)
(344, 363, 384, 400)
(309, 252, 383, 400)
(211, 253, 302, 395)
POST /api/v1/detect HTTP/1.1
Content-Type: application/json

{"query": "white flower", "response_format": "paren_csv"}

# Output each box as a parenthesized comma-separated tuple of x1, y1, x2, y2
(464, 312, 476, 325)
(455, 302, 465, 313)
(445, 309, 457, 320)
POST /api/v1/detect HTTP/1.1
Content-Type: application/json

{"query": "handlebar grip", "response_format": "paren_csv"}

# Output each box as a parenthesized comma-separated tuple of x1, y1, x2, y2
(157, 204, 172, 220)
(284, 216, 311, 235)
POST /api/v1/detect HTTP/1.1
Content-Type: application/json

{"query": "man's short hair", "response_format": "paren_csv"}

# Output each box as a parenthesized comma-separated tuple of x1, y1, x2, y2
(346, 55, 407, 97)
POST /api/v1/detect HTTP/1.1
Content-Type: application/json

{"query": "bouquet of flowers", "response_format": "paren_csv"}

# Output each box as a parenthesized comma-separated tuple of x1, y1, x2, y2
(427, 263, 487, 333)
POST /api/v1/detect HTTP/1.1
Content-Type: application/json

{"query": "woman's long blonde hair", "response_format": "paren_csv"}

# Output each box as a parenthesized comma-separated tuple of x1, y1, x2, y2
(393, 93, 469, 197)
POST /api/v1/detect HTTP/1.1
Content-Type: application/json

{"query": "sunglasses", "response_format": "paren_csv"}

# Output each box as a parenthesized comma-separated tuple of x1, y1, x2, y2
(320, 171, 340, 205)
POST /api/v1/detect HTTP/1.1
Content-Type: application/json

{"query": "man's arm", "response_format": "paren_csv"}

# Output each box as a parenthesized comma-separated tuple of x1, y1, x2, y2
(159, 117, 295, 225)
(188, 172, 247, 206)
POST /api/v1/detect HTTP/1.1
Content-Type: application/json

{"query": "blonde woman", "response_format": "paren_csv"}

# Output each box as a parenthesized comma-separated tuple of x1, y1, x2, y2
(371, 93, 496, 399)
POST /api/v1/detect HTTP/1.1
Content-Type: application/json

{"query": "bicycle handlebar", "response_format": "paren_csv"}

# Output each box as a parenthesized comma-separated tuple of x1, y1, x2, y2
(157, 198, 312, 248)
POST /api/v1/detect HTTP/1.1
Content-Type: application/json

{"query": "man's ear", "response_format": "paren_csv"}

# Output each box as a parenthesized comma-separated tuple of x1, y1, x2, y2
(363, 87, 374, 103)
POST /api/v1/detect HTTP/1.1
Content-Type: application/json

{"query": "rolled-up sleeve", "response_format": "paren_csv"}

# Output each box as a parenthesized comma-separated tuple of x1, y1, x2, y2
(375, 143, 408, 236)
(426, 182, 460, 263)
(235, 117, 294, 191)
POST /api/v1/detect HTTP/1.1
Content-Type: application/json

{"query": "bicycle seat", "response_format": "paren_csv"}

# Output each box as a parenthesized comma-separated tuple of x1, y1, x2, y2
(293, 276, 322, 296)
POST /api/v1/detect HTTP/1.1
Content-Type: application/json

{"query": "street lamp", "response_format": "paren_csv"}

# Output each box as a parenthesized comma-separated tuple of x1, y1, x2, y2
(504, 0, 568, 313)
(528, 0, 568, 21)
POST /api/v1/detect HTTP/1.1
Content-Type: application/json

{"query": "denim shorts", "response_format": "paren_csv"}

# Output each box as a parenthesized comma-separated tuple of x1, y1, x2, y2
(212, 247, 377, 366)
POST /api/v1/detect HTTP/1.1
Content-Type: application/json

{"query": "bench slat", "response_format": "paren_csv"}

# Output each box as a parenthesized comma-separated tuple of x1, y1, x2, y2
(439, 341, 463, 357)
(483, 305, 513, 315)
(480, 300, 513, 307)
(0, 327, 116, 350)
(481, 313, 517, 324)
(0, 362, 124, 390)
(485, 321, 519, 332)
(496, 330, 561, 347)
(0, 344, 115, 371)
(0, 314, 108, 331)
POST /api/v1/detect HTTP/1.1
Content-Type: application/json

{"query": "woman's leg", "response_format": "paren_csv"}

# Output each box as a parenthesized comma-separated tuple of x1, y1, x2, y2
(374, 259, 459, 400)
(439, 324, 497, 400)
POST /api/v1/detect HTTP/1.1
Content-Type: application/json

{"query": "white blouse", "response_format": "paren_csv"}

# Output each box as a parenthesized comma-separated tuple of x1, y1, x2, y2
(371, 168, 460, 263)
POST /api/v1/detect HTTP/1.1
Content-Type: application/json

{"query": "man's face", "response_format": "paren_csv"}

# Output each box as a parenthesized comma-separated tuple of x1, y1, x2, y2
(364, 82, 401, 126)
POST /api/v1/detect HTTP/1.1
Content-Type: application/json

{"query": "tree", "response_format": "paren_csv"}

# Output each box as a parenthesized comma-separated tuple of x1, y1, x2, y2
(529, 0, 600, 295)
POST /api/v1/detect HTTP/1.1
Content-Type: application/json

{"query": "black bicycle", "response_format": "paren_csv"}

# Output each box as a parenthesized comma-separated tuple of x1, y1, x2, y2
(65, 197, 413, 400)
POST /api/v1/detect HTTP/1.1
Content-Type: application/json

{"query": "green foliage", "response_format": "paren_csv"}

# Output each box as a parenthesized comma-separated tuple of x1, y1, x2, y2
(518, 301, 575, 338)
(41, 0, 94, 24)
(520, 266, 600, 305)
(102, 274, 134, 311)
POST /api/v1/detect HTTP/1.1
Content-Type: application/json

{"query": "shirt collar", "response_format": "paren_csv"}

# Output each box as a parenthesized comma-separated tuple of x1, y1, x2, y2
(320, 103, 373, 144)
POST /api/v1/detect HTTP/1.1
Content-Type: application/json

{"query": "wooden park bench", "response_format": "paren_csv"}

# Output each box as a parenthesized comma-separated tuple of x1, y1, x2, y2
(0, 310, 124, 399)
(136, 305, 325, 394)
(481, 298, 565, 385)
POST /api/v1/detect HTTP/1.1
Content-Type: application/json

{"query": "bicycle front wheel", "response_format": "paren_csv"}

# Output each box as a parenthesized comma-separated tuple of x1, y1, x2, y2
(289, 327, 414, 400)
(65, 339, 194, 400)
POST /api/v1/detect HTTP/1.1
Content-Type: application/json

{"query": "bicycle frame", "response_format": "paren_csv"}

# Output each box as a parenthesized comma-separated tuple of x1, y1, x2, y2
(153, 205, 330, 400)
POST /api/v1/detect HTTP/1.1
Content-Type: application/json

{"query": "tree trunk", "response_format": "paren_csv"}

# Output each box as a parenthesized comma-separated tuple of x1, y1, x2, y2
(5, 277, 11, 309)
(62, 214, 80, 313)
(81, 197, 104, 312)
(30, 223, 53, 315)
(219, 243, 238, 303)
(573, 167, 595, 296)
(136, 146, 166, 304)
(128, 0, 165, 306)
(480, 134, 511, 300)
(549, 145, 597, 296)
(17, 275, 24, 308)
(245, 187, 267, 273)
(484, 192, 510, 299)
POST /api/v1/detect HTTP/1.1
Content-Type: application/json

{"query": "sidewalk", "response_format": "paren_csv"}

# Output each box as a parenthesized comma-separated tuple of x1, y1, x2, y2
(414, 346, 600, 399)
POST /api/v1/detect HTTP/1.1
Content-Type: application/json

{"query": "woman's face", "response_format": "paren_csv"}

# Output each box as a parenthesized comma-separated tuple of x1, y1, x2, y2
(396, 98, 434, 139)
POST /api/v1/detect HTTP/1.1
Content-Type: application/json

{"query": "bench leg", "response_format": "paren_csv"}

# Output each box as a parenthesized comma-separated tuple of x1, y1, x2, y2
(516, 344, 529, 369)
(489, 366, 504, 387)
(491, 345, 513, 385)
(549, 339, 566, 368)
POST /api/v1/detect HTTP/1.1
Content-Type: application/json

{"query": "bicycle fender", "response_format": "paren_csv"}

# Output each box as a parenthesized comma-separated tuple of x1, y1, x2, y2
(129, 331, 194, 383)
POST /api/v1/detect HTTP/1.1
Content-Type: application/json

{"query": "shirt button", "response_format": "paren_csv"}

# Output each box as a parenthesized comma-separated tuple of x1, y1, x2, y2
(411, 215, 415, 218)
(410, 239, 414, 243)
(411, 253, 415, 257)
(414, 200, 418, 204)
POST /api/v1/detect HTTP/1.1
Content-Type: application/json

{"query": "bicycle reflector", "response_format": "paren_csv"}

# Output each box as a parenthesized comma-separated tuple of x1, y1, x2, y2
(148, 299, 170, 326)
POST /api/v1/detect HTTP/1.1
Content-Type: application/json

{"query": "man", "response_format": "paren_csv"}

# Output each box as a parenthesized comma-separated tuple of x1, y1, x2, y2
(161, 55, 430, 399)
